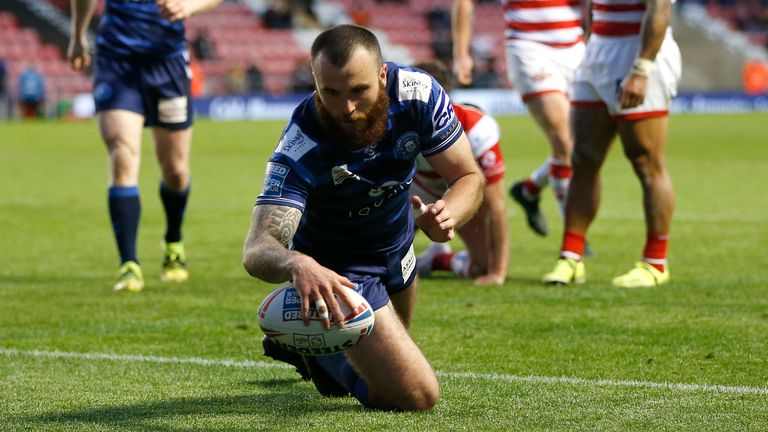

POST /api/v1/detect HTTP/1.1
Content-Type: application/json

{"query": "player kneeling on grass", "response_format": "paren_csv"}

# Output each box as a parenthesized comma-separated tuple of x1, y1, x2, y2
(410, 61, 509, 286)
(242, 25, 484, 410)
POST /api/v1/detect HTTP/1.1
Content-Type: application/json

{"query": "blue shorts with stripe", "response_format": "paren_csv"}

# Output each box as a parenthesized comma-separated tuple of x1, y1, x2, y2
(93, 51, 193, 130)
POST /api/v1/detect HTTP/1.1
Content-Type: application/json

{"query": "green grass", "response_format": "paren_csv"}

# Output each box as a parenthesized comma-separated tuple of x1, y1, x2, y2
(1, 114, 767, 431)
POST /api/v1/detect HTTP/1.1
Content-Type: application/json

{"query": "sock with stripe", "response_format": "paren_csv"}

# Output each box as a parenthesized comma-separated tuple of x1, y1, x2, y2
(560, 230, 586, 260)
(548, 159, 572, 218)
(108, 185, 141, 264)
(522, 158, 553, 200)
(643, 233, 668, 272)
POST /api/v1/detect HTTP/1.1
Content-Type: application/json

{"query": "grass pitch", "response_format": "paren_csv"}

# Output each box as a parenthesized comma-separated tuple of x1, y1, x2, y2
(1, 113, 767, 431)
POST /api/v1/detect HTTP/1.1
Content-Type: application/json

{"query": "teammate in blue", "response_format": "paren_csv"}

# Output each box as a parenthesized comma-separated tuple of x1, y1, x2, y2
(68, 0, 221, 292)
(243, 25, 485, 411)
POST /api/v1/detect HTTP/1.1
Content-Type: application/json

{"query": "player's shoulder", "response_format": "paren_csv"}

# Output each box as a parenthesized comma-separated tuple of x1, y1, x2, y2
(386, 62, 441, 105)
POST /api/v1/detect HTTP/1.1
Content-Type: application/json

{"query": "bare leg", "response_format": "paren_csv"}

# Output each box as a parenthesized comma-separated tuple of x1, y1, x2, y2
(565, 106, 617, 234)
(153, 127, 192, 190)
(389, 279, 418, 329)
(347, 302, 439, 411)
(527, 92, 573, 164)
(99, 110, 145, 186)
(617, 116, 674, 236)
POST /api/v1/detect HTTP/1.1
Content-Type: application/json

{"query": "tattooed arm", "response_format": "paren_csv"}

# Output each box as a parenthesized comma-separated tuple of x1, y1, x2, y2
(242, 204, 304, 283)
(242, 204, 356, 328)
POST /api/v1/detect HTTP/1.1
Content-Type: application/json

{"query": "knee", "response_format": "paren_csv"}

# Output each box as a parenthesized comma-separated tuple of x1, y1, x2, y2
(161, 166, 189, 190)
(571, 147, 602, 172)
(401, 383, 440, 411)
(626, 151, 665, 185)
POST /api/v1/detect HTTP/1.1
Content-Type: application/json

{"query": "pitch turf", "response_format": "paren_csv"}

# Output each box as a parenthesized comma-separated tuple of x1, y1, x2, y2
(1, 114, 766, 430)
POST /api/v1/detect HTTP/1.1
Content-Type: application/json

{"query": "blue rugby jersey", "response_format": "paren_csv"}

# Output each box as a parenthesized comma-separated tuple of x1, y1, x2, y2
(97, 0, 186, 58)
(256, 62, 463, 262)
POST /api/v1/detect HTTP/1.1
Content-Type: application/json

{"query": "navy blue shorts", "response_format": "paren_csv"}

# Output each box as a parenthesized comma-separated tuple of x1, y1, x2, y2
(310, 242, 418, 311)
(93, 51, 193, 130)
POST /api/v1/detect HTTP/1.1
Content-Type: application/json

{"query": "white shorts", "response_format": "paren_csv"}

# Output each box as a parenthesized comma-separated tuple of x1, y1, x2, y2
(571, 31, 682, 119)
(505, 39, 586, 102)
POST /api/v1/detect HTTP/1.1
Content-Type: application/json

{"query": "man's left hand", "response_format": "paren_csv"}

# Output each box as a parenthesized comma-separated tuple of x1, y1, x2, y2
(157, 0, 191, 21)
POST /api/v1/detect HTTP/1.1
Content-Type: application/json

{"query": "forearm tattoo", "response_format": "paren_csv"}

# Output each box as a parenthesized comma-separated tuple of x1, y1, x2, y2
(260, 205, 301, 247)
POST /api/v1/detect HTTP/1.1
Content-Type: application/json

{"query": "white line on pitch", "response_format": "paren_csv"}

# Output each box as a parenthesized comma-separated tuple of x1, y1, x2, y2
(3, 347, 767, 396)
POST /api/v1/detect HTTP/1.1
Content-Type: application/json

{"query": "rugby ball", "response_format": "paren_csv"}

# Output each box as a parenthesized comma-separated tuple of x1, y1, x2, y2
(257, 285, 375, 356)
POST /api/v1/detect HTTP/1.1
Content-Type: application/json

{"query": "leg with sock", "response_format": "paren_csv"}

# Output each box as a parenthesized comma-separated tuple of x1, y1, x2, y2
(109, 185, 144, 292)
(510, 159, 550, 236)
(160, 181, 190, 282)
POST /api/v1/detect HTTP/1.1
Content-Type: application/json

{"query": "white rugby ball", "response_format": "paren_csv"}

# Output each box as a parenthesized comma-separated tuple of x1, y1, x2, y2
(258, 285, 375, 356)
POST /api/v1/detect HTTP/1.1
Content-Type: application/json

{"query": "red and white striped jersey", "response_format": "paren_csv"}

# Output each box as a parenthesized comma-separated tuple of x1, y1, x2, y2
(590, 0, 647, 37)
(502, 0, 584, 47)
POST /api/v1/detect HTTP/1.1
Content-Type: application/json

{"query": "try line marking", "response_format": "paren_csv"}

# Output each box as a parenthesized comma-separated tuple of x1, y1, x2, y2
(2, 348, 767, 396)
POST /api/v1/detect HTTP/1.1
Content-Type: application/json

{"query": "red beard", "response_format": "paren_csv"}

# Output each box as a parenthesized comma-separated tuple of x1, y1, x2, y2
(315, 86, 390, 149)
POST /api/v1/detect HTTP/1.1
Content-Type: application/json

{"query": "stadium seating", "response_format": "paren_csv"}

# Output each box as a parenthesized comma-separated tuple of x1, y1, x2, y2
(0, 11, 92, 104)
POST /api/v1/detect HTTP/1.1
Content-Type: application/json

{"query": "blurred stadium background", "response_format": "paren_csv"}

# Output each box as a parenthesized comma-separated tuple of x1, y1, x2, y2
(0, 0, 766, 120)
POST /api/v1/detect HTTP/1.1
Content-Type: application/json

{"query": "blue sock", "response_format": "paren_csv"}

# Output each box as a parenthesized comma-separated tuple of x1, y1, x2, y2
(315, 353, 369, 405)
(108, 186, 141, 264)
(159, 180, 189, 243)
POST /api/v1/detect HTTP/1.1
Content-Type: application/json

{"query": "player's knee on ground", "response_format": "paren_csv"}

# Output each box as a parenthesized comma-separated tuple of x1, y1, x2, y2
(370, 379, 440, 411)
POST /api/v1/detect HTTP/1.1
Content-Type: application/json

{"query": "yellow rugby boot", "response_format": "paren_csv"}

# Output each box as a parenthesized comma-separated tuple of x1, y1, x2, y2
(612, 262, 669, 288)
(542, 258, 586, 285)
(161, 242, 189, 283)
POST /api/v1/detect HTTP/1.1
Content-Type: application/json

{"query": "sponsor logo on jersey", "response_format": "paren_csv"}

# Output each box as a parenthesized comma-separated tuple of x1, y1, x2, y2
(432, 91, 456, 132)
(262, 162, 290, 197)
(331, 165, 360, 185)
(434, 116, 460, 142)
(158, 96, 188, 124)
(395, 131, 420, 160)
(276, 123, 317, 161)
(480, 151, 497, 168)
(401, 244, 416, 282)
(398, 69, 432, 103)
(362, 143, 380, 162)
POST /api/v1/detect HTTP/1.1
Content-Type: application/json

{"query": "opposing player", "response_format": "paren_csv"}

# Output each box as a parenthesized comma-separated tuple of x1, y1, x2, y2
(542, 0, 681, 287)
(243, 25, 484, 411)
(68, 0, 222, 292)
(412, 61, 509, 286)
(453, 0, 584, 237)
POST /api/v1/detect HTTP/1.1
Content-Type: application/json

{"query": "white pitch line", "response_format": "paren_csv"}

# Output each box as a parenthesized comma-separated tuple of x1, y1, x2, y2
(2, 348, 767, 396)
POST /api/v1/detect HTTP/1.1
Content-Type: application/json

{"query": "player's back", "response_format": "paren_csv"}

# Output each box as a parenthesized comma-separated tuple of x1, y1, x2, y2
(502, 0, 584, 47)
(590, 0, 647, 37)
(98, 0, 186, 58)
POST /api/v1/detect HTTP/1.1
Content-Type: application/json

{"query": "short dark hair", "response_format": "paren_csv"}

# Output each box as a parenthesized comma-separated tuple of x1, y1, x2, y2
(311, 25, 382, 68)
(413, 60, 452, 92)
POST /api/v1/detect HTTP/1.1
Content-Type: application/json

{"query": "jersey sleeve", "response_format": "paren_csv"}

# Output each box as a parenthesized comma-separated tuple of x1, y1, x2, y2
(254, 121, 317, 211)
(395, 66, 464, 158)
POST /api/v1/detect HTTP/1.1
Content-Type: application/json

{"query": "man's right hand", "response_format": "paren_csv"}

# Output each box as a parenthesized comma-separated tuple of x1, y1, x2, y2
(453, 53, 474, 86)
(67, 38, 91, 71)
(287, 254, 357, 331)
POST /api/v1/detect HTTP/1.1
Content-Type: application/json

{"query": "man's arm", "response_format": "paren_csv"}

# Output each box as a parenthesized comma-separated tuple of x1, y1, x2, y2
(417, 132, 485, 242)
(620, 0, 672, 108)
(478, 180, 508, 285)
(157, 0, 223, 22)
(68, 0, 97, 71)
(242, 204, 303, 283)
(451, 0, 476, 86)
(242, 204, 355, 329)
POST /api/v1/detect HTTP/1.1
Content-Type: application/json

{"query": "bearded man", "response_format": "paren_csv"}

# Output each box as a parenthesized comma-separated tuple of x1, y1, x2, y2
(242, 24, 484, 411)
